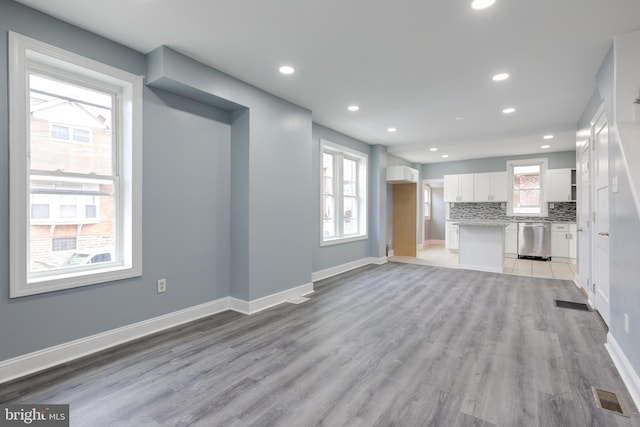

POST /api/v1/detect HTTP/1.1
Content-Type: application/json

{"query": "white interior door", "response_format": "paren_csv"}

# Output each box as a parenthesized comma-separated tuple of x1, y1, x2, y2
(577, 142, 591, 292)
(592, 112, 610, 326)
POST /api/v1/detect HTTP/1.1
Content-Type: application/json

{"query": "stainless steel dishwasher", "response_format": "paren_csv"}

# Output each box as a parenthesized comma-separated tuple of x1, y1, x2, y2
(518, 222, 550, 260)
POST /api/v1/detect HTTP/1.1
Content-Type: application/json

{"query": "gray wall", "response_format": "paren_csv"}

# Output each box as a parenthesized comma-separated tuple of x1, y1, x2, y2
(311, 124, 374, 272)
(429, 187, 446, 241)
(146, 46, 313, 301)
(421, 151, 576, 179)
(586, 44, 640, 375)
(0, 0, 232, 360)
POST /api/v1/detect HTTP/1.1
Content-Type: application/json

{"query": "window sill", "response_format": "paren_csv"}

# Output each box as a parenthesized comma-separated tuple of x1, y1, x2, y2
(12, 265, 142, 298)
(320, 234, 368, 247)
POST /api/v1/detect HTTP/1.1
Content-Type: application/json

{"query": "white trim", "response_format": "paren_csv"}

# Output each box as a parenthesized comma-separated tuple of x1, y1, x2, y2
(506, 157, 549, 217)
(229, 282, 314, 315)
(312, 256, 387, 282)
(605, 332, 640, 412)
(0, 281, 317, 384)
(8, 31, 143, 298)
(320, 139, 368, 245)
(388, 250, 394, 256)
(0, 297, 230, 384)
(320, 235, 368, 247)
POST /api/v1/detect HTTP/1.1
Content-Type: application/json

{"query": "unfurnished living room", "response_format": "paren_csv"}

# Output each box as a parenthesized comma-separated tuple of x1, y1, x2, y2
(1, 0, 640, 426)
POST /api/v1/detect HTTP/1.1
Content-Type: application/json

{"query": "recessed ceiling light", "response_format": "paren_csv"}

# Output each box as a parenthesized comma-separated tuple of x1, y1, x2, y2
(541, 145, 551, 149)
(442, 154, 449, 158)
(543, 134, 554, 139)
(471, 0, 496, 10)
(278, 65, 295, 75)
(492, 73, 509, 82)
(387, 127, 397, 133)
(430, 147, 438, 152)
(347, 105, 359, 112)
(455, 116, 464, 120)
(502, 107, 516, 114)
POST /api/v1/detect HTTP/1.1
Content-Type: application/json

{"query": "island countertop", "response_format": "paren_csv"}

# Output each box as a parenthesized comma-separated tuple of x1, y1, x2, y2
(450, 220, 511, 227)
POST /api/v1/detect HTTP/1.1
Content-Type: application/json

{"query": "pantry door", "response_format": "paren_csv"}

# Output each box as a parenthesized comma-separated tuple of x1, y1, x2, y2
(393, 183, 417, 257)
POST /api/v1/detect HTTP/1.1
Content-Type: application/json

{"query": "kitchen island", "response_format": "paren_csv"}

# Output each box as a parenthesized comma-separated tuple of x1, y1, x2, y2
(452, 221, 510, 273)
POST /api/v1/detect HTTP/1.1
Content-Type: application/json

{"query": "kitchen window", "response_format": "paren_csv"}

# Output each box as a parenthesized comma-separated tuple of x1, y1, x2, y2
(507, 158, 548, 217)
(9, 32, 142, 298)
(321, 140, 368, 245)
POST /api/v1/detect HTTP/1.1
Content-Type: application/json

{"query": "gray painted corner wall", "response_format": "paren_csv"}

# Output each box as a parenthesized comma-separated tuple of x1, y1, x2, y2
(369, 145, 388, 258)
(146, 45, 314, 301)
(0, 0, 233, 360)
(229, 109, 250, 300)
(421, 151, 577, 179)
(592, 41, 640, 375)
(576, 40, 640, 377)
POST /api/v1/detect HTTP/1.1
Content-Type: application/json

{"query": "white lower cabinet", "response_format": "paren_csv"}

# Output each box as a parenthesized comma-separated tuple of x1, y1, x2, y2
(445, 222, 459, 251)
(568, 224, 577, 259)
(550, 223, 576, 261)
(504, 223, 518, 257)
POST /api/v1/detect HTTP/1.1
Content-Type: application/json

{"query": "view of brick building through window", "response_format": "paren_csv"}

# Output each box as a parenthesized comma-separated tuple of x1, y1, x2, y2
(29, 74, 116, 272)
(512, 165, 542, 214)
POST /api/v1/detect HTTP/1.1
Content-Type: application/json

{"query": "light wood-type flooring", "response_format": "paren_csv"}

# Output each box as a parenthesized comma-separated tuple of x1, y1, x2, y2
(390, 242, 577, 280)
(1, 262, 638, 426)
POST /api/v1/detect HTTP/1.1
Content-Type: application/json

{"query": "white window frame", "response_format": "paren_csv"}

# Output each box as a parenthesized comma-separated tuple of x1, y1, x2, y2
(423, 184, 432, 220)
(320, 139, 368, 246)
(507, 158, 548, 217)
(9, 32, 143, 298)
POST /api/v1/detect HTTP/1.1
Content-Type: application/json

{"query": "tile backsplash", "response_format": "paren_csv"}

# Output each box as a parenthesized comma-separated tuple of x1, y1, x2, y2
(449, 202, 576, 222)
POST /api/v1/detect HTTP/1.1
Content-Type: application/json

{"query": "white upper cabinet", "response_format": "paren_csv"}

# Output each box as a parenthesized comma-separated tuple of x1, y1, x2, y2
(474, 172, 507, 202)
(547, 168, 574, 202)
(387, 165, 419, 183)
(444, 174, 474, 202)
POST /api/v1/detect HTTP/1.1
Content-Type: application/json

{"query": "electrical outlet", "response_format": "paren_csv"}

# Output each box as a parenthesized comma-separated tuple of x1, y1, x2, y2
(624, 313, 629, 334)
(157, 278, 167, 293)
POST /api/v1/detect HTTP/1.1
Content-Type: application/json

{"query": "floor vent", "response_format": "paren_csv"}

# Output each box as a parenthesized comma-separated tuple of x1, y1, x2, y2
(592, 387, 629, 417)
(554, 300, 591, 311)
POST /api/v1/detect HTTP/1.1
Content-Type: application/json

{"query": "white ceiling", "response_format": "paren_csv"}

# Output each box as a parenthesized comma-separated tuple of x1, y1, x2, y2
(16, 0, 640, 164)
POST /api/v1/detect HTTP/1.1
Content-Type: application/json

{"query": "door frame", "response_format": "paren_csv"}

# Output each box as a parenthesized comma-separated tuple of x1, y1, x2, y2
(576, 139, 591, 294)
(590, 104, 611, 325)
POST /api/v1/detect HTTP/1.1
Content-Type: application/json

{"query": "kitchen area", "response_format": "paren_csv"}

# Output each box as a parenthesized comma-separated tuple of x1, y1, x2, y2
(443, 165, 577, 275)
(387, 153, 578, 279)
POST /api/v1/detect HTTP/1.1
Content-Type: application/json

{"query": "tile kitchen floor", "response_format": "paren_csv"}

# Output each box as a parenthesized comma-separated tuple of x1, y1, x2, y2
(390, 242, 577, 280)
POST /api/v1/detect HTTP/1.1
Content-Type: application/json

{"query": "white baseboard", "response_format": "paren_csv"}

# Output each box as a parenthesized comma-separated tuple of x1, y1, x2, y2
(388, 250, 394, 257)
(0, 297, 230, 385)
(605, 332, 640, 412)
(0, 282, 315, 385)
(312, 257, 387, 282)
(229, 282, 314, 315)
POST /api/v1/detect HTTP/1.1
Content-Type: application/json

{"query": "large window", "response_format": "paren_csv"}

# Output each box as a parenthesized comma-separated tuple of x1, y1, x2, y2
(507, 158, 548, 216)
(321, 140, 368, 245)
(9, 32, 142, 297)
